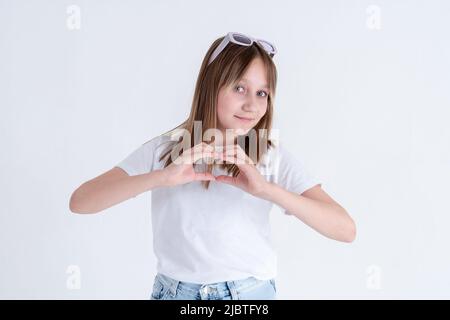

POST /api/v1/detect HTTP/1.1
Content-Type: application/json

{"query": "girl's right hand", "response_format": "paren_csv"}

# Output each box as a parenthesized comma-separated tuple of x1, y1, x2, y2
(160, 142, 222, 187)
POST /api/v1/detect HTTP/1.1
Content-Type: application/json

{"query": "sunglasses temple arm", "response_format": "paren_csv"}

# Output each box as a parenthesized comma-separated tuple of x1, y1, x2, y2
(208, 37, 230, 65)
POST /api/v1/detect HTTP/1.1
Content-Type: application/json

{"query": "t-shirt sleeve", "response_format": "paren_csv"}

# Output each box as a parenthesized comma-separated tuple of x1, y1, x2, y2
(272, 142, 322, 215)
(115, 137, 159, 176)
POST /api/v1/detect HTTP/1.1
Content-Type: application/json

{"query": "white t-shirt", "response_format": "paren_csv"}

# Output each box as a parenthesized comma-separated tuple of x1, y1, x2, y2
(115, 133, 321, 283)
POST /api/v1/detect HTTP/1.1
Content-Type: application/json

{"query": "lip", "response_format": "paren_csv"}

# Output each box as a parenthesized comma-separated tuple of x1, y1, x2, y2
(234, 115, 254, 121)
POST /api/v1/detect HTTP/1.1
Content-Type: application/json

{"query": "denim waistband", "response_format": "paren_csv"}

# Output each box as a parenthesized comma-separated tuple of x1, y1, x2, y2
(155, 273, 273, 299)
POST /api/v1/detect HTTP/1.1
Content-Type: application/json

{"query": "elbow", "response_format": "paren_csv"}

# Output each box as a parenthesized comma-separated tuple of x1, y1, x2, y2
(69, 187, 93, 214)
(342, 217, 357, 243)
(69, 192, 83, 214)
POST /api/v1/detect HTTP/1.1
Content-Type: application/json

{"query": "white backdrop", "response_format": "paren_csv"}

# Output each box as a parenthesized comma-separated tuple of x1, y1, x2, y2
(1, 0, 449, 299)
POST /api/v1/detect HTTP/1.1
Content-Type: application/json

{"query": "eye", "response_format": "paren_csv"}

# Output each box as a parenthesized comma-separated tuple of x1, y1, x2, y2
(258, 91, 268, 98)
(235, 85, 245, 93)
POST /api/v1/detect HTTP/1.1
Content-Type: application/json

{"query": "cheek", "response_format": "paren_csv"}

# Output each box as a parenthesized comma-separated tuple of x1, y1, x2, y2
(262, 101, 268, 112)
(217, 94, 239, 120)
(257, 101, 268, 118)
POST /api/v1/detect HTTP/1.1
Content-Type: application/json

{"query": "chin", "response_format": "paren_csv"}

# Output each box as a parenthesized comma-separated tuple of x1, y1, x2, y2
(221, 122, 254, 135)
(234, 127, 252, 135)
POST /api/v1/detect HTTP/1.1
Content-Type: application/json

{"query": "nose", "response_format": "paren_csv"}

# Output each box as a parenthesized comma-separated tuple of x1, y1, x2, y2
(242, 94, 259, 112)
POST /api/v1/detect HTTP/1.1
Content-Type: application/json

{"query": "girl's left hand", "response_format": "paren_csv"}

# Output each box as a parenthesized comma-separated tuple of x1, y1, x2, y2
(215, 144, 269, 197)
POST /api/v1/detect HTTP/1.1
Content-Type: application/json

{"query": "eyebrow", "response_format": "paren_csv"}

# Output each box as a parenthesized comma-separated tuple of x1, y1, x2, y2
(240, 78, 269, 90)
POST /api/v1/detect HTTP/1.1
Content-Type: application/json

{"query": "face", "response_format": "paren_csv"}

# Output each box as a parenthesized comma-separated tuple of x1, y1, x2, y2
(216, 57, 269, 141)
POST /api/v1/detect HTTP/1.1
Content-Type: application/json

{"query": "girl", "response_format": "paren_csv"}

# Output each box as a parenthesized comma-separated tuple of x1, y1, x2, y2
(69, 32, 356, 300)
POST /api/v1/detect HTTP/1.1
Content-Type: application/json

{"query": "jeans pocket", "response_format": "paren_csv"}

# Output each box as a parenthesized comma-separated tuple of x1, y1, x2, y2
(151, 276, 171, 300)
(236, 278, 276, 300)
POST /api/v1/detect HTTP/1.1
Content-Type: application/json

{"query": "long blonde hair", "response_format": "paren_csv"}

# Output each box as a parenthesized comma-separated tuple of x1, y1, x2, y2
(156, 35, 278, 189)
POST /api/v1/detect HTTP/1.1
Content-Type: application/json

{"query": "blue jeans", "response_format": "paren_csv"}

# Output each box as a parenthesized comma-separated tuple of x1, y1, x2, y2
(150, 273, 277, 300)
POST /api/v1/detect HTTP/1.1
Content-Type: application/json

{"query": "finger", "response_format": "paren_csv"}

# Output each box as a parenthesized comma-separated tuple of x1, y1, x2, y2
(215, 175, 237, 185)
(195, 142, 215, 152)
(221, 153, 254, 166)
(222, 146, 255, 165)
(192, 150, 222, 164)
(214, 144, 237, 153)
(180, 143, 211, 160)
(176, 150, 220, 165)
(220, 158, 251, 175)
(193, 172, 216, 181)
(181, 142, 215, 161)
(220, 156, 256, 177)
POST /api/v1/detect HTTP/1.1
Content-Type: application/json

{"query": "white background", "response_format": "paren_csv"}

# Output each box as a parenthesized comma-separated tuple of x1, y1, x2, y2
(1, 0, 449, 299)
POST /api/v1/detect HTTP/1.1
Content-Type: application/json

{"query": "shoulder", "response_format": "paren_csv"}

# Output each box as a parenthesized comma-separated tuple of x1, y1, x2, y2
(142, 132, 177, 153)
(141, 132, 182, 168)
(270, 140, 306, 163)
(262, 139, 312, 175)
(262, 139, 292, 164)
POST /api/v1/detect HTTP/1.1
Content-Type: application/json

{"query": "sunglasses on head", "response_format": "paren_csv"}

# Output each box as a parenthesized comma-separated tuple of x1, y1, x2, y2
(208, 32, 277, 66)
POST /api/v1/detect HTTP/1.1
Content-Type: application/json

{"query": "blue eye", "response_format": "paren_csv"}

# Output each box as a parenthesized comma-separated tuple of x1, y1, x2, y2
(235, 85, 268, 98)
(235, 85, 245, 93)
(258, 91, 268, 98)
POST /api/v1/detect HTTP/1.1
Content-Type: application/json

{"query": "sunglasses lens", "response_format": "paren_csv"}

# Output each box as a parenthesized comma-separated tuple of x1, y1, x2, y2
(232, 34, 252, 45)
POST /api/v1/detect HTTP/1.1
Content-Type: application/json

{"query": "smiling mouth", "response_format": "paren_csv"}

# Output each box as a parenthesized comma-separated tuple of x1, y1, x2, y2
(234, 115, 254, 121)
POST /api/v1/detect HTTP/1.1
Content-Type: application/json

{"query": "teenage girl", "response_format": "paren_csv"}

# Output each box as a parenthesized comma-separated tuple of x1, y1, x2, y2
(69, 32, 356, 300)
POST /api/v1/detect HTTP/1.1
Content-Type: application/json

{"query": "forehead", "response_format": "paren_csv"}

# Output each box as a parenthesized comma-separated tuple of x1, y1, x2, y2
(238, 58, 269, 89)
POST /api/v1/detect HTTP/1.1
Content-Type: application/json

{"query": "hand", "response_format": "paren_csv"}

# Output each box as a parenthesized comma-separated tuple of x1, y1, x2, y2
(161, 142, 221, 187)
(215, 144, 270, 197)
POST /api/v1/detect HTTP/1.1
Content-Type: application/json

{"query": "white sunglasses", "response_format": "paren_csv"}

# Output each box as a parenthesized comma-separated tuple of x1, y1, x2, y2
(208, 32, 277, 65)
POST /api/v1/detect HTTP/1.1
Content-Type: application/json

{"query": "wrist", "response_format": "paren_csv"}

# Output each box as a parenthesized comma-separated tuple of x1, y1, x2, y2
(255, 181, 277, 201)
(146, 169, 169, 189)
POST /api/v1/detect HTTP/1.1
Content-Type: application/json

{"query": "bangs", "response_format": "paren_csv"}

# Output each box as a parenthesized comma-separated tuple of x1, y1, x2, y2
(219, 44, 277, 97)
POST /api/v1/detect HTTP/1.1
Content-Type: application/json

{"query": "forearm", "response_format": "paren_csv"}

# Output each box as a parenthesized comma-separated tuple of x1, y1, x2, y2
(70, 169, 167, 214)
(259, 182, 356, 242)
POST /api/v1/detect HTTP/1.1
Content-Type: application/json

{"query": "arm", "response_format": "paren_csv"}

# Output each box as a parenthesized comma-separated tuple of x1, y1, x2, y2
(259, 183, 356, 243)
(69, 141, 219, 215)
(69, 167, 167, 214)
